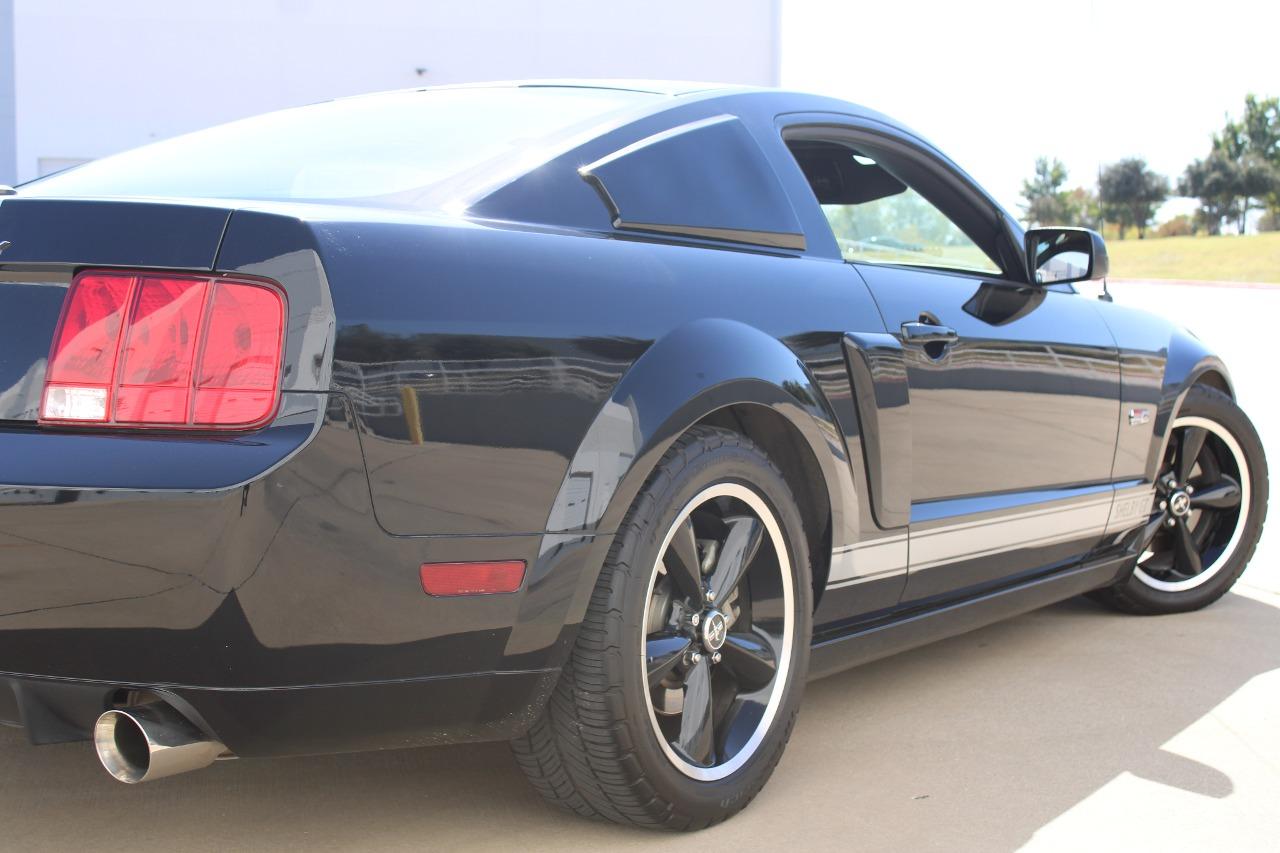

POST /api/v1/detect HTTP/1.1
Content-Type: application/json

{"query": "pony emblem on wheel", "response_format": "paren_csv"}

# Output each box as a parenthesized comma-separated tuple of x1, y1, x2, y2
(701, 611, 728, 651)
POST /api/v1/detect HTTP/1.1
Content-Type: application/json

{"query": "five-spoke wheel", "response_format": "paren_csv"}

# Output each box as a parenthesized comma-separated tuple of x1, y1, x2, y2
(643, 483, 793, 780)
(513, 426, 811, 829)
(1134, 415, 1250, 592)
(1093, 385, 1267, 615)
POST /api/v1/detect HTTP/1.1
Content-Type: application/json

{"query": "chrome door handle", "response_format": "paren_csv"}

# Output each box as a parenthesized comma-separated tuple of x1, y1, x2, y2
(900, 321, 958, 345)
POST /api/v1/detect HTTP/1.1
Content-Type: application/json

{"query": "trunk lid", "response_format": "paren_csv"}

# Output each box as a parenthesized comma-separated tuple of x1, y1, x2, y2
(0, 197, 231, 421)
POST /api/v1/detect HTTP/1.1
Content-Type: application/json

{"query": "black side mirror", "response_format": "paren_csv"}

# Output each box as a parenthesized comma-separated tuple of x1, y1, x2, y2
(1024, 227, 1109, 285)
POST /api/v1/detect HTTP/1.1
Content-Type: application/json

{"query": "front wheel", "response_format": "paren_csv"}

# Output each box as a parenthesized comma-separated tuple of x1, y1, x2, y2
(512, 426, 813, 830)
(1092, 385, 1268, 614)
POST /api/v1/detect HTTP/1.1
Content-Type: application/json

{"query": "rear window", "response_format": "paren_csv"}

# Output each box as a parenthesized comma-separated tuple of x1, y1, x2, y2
(20, 86, 659, 209)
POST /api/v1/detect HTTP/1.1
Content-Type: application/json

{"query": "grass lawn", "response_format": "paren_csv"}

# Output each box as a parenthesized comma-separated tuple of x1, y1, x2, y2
(1105, 232, 1280, 283)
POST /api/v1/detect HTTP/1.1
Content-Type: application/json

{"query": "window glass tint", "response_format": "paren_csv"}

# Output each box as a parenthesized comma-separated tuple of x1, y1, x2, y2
(789, 140, 1000, 275)
(822, 188, 999, 274)
(21, 87, 658, 208)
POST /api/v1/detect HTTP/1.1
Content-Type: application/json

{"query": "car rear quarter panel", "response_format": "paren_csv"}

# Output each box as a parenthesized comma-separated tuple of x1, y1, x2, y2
(312, 216, 886, 547)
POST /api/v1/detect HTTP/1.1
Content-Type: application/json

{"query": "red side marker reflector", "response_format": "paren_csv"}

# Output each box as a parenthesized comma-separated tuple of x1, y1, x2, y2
(419, 561, 526, 596)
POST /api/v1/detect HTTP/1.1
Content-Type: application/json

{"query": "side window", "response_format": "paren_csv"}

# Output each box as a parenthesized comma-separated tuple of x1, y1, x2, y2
(787, 139, 1001, 275)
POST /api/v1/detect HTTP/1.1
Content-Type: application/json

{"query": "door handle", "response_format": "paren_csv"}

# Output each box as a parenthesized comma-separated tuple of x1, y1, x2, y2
(900, 320, 958, 345)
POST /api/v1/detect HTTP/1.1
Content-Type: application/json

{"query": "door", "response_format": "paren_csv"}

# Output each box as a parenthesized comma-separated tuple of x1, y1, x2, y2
(784, 132, 1121, 601)
(860, 264, 1121, 599)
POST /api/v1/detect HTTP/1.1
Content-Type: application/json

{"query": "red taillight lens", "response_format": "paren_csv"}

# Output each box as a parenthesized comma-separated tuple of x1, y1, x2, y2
(193, 282, 284, 426)
(41, 273, 134, 421)
(115, 277, 207, 424)
(41, 270, 285, 429)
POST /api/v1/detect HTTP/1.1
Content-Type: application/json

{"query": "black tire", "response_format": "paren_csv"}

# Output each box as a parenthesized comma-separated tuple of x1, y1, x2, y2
(1092, 385, 1268, 615)
(511, 426, 813, 830)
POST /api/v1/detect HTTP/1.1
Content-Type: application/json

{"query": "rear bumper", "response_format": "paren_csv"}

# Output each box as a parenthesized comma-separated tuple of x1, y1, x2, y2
(1, 669, 560, 757)
(0, 393, 607, 755)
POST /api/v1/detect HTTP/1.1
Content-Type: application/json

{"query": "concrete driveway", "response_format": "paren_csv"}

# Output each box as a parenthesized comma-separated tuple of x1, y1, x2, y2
(2, 280, 1278, 852)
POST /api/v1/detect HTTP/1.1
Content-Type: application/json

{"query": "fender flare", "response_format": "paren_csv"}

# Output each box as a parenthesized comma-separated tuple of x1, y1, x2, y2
(543, 316, 853, 544)
(1146, 328, 1234, 480)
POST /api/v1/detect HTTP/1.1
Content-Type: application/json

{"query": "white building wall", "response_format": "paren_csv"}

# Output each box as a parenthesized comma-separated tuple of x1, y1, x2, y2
(3, 0, 780, 184)
(0, 1, 15, 184)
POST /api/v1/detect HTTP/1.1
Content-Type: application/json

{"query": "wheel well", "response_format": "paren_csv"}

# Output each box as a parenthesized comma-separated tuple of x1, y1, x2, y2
(696, 404, 833, 608)
(1195, 369, 1232, 398)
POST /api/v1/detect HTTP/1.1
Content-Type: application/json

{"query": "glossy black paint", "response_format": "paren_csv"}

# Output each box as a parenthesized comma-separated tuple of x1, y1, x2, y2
(0, 84, 1236, 757)
(0, 198, 229, 270)
(852, 264, 1121, 598)
(810, 552, 1131, 678)
(840, 332, 911, 528)
(0, 278, 64, 420)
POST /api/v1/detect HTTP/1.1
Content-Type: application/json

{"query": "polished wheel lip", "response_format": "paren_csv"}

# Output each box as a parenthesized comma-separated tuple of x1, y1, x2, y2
(641, 482, 794, 782)
(1135, 415, 1250, 593)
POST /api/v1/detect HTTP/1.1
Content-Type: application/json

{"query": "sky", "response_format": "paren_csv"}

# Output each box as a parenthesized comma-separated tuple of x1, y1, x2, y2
(780, 0, 1280, 221)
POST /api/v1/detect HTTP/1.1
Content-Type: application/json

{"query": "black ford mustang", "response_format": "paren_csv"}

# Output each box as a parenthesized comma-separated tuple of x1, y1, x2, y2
(0, 81, 1268, 830)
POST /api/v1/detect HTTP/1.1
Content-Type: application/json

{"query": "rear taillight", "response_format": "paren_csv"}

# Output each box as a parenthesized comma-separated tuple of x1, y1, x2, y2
(40, 270, 285, 430)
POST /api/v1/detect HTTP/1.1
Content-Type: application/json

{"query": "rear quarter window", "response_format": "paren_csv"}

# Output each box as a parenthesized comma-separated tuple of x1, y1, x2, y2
(579, 115, 806, 250)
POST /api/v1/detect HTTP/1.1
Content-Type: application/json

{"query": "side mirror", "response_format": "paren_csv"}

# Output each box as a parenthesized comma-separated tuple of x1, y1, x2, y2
(1025, 227, 1109, 285)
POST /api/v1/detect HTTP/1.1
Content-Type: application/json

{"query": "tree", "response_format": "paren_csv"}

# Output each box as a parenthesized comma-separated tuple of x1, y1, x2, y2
(1181, 151, 1278, 236)
(1156, 214, 1195, 238)
(1238, 95, 1280, 224)
(1236, 154, 1280, 234)
(1180, 149, 1240, 236)
(1019, 158, 1100, 229)
(1240, 94, 1279, 161)
(1099, 157, 1168, 239)
(1064, 186, 1103, 231)
(1020, 157, 1071, 226)
(1181, 95, 1280, 234)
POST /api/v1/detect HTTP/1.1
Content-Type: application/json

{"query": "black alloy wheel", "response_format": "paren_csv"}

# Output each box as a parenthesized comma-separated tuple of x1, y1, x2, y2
(1093, 385, 1268, 615)
(642, 482, 794, 779)
(512, 426, 812, 830)
(1133, 414, 1249, 592)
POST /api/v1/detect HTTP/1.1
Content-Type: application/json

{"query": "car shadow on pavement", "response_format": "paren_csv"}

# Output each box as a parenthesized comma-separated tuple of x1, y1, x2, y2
(2, 591, 1278, 852)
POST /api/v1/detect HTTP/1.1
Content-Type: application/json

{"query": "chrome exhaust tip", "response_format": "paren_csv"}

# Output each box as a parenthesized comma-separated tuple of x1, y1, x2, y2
(93, 704, 228, 784)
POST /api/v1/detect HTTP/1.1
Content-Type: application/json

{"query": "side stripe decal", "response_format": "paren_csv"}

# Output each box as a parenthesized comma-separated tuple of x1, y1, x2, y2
(827, 481, 1155, 590)
(908, 496, 1113, 572)
(829, 535, 908, 588)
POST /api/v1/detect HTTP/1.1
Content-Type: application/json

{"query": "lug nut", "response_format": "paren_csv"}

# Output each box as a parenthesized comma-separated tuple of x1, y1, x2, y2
(705, 589, 715, 602)
(1159, 500, 1167, 510)
(1166, 518, 1177, 527)
(690, 652, 703, 664)
(689, 613, 700, 627)
(1186, 485, 1194, 494)
(711, 652, 722, 664)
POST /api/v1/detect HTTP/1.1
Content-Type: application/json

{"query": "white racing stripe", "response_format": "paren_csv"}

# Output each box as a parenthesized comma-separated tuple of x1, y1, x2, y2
(828, 482, 1155, 590)
(829, 535, 907, 588)
(909, 495, 1113, 572)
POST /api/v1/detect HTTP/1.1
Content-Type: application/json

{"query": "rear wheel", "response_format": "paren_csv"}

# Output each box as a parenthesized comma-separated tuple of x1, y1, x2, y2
(512, 426, 812, 830)
(1093, 385, 1268, 614)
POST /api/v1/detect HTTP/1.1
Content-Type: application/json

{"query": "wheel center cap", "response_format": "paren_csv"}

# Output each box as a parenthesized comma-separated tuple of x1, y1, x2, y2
(701, 610, 728, 651)
(1169, 491, 1192, 517)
